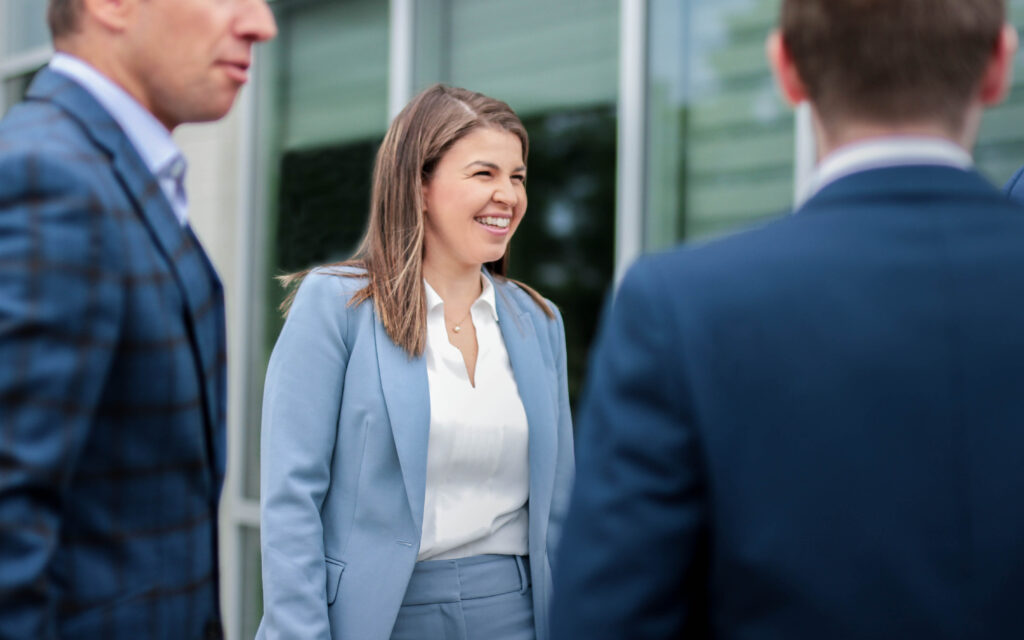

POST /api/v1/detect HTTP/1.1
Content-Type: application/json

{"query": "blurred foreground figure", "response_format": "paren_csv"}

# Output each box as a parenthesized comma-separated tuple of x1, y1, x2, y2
(552, 1, 1024, 638)
(0, 1, 275, 638)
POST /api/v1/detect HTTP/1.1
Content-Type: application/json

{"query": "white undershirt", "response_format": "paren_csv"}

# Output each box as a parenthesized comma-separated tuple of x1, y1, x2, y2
(418, 275, 530, 561)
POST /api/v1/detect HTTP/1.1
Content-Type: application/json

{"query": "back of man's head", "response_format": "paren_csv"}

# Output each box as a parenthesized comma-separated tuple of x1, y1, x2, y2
(47, 0, 81, 41)
(781, 0, 1005, 132)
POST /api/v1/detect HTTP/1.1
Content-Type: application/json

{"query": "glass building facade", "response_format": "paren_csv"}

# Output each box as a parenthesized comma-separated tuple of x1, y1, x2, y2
(4, 1, 1024, 636)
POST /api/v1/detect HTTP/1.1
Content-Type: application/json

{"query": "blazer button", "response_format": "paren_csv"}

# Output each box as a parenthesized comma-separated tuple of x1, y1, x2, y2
(203, 619, 223, 640)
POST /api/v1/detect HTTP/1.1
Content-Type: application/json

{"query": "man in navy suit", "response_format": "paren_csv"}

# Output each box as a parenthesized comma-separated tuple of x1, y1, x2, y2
(552, 1, 1024, 638)
(0, 1, 275, 638)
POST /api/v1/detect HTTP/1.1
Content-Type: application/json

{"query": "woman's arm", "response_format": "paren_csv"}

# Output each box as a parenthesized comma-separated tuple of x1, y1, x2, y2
(259, 272, 351, 640)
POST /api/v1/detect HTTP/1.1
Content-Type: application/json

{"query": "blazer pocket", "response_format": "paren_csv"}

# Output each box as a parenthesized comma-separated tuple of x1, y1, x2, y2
(325, 558, 346, 605)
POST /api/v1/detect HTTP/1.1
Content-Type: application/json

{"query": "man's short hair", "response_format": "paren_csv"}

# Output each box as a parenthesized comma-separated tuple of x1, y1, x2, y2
(781, 0, 1005, 131)
(47, 0, 82, 39)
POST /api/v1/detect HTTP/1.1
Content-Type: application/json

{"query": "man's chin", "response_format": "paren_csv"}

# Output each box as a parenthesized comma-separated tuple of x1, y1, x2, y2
(182, 97, 241, 126)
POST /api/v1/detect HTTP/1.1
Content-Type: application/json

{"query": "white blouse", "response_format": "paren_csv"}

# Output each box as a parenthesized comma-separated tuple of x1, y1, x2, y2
(417, 276, 530, 561)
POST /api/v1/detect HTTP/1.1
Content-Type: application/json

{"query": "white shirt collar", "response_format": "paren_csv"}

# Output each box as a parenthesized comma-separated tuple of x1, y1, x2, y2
(424, 272, 499, 322)
(49, 52, 188, 225)
(802, 136, 973, 204)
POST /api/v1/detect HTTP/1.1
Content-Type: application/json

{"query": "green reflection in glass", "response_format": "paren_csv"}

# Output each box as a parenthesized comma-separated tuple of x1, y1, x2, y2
(3, 1, 49, 56)
(2, 69, 40, 115)
(240, 527, 263, 640)
(976, 0, 1024, 185)
(510, 107, 616, 406)
(647, 0, 793, 247)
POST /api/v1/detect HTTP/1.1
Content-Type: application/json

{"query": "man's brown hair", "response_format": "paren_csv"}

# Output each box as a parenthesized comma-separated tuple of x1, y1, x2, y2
(47, 0, 82, 39)
(781, 0, 1005, 131)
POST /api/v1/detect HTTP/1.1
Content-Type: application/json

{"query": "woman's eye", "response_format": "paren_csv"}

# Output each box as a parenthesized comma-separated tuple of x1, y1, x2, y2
(474, 170, 492, 177)
(512, 174, 526, 183)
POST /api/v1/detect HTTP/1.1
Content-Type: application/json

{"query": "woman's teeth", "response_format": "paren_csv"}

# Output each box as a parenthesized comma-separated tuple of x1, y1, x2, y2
(477, 216, 510, 228)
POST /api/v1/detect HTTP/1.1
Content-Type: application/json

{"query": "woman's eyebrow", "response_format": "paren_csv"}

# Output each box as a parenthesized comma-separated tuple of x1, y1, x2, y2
(464, 160, 500, 171)
(463, 160, 527, 172)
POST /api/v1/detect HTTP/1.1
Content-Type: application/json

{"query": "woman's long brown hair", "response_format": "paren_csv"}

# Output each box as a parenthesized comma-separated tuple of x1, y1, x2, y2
(279, 84, 553, 357)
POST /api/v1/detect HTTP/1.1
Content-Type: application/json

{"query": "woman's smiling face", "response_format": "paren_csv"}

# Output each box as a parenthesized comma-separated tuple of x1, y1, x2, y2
(421, 127, 527, 272)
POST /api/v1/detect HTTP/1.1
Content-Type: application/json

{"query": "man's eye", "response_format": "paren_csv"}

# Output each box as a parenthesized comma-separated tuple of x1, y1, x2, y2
(474, 170, 492, 177)
(512, 174, 526, 182)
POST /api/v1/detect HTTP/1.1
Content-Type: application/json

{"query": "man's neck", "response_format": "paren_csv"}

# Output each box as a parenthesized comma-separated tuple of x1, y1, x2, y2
(54, 41, 170, 131)
(812, 109, 974, 163)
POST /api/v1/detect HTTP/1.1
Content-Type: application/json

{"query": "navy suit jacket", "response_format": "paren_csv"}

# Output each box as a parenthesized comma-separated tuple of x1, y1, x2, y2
(0, 69, 226, 638)
(552, 165, 1024, 639)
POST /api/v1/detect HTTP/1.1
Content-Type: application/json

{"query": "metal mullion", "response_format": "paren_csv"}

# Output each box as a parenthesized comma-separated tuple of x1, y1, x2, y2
(388, 0, 415, 120)
(794, 102, 816, 206)
(615, 0, 648, 284)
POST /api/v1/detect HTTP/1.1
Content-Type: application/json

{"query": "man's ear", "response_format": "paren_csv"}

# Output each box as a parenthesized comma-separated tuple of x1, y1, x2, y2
(766, 30, 809, 107)
(979, 23, 1019, 106)
(80, 0, 135, 32)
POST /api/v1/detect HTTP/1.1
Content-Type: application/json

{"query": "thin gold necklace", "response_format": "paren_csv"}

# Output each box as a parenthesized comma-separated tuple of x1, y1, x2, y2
(447, 308, 472, 333)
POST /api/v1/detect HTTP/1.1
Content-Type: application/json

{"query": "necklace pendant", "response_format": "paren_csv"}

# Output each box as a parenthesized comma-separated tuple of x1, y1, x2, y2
(453, 325, 462, 333)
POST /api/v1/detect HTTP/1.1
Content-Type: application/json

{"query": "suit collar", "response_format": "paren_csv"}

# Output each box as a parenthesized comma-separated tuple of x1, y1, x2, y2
(26, 66, 224, 464)
(27, 68, 214, 283)
(798, 164, 999, 214)
(804, 136, 972, 203)
(48, 53, 183, 182)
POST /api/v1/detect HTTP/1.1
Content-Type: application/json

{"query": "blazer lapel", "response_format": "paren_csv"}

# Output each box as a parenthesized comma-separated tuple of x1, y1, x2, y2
(29, 68, 224, 471)
(494, 278, 558, 556)
(374, 316, 431, 531)
(373, 274, 558, 540)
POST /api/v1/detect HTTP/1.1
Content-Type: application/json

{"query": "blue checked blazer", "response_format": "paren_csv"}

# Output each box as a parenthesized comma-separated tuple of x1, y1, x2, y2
(0, 68, 226, 639)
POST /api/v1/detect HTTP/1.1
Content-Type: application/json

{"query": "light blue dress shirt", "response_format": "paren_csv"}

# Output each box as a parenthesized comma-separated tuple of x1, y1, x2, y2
(48, 52, 188, 226)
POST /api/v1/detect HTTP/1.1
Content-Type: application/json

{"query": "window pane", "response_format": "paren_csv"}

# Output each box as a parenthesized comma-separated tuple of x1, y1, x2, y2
(414, 0, 618, 116)
(3, 0, 49, 55)
(415, 0, 619, 404)
(280, 0, 388, 149)
(646, 0, 792, 246)
(3, 69, 40, 115)
(240, 527, 263, 640)
(247, 0, 390, 501)
(976, 0, 1024, 186)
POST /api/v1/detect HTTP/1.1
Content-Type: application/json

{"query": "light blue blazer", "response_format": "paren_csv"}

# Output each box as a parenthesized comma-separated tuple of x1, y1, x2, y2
(256, 267, 574, 640)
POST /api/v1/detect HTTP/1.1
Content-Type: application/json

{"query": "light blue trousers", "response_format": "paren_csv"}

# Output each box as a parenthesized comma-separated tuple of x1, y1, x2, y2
(390, 554, 535, 640)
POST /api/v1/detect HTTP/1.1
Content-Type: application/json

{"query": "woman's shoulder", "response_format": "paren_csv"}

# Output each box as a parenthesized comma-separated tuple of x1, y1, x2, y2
(299, 264, 369, 296)
(288, 264, 373, 318)
(493, 275, 561, 324)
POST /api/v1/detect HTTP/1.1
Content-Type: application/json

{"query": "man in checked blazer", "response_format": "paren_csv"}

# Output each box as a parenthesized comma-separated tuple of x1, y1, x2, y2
(552, 1, 1024, 639)
(0, 1, 275, 638)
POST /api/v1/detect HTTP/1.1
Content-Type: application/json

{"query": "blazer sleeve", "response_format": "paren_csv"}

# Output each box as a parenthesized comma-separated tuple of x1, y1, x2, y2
(549, 258, 707, 640)
(259, 272, 351, 640)
(0, 153, 123, 640)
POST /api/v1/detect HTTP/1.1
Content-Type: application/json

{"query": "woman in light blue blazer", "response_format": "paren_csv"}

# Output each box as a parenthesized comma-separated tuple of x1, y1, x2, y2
(256, 85, 574, 640)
